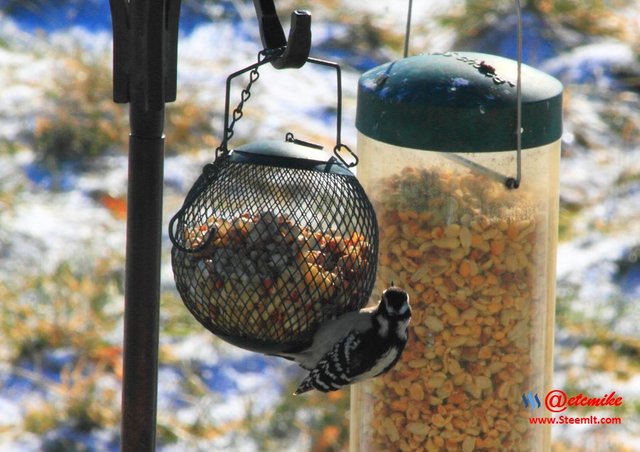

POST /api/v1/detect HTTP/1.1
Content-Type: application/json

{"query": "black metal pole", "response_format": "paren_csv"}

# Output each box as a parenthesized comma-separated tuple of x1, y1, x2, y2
(109, 0, 181, 450)
(122, 130, 164, 451)
(121, 9, 164, 452)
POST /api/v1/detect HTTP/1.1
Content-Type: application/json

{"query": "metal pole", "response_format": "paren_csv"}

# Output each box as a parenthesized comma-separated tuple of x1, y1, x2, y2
(122, 130, 164, 451)
(121, 4, 164, 450)
(109, 1, 181, 450)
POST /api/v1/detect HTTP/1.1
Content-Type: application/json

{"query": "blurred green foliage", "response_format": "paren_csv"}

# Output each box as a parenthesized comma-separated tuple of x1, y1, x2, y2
(30, 41, 216, 168)
(0, 256, 123, 438)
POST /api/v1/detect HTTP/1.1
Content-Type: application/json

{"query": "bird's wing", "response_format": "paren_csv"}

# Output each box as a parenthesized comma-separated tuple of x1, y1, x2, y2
(276, 309, 373, 370)
(294, 331, 366, 395)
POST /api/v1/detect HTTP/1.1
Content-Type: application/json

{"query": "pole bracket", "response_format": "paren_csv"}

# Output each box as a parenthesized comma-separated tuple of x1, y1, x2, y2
(109, 0, 181, 110)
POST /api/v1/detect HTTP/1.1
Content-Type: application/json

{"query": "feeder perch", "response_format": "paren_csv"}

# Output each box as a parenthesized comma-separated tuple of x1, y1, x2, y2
(169, 3, 378, 355)
(349, 52, 563, 451)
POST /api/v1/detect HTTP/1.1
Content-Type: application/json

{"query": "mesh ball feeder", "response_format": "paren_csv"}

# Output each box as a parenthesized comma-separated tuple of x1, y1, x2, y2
(168, 50, 379, 356)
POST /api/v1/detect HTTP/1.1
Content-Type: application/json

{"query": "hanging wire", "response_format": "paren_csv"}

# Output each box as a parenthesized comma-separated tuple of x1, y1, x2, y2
(403, 0, 525, 189)
(403, 0, 413, 58)
(506, 0, 523, 189)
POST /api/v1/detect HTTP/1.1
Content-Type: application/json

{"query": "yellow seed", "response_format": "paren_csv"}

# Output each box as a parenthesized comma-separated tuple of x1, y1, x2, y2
(505, 254, 518, 271)
(464, 382, 481, 399)
(462, 437, 476, 452)
(405, 248, 422, 258)
(454, 326, 471, 336)
(517, 251, 529, 266)
(409, 383, 425, 401)
(490, 238, 505, 256)
(487, 300, 501, 314)
(444, 224, 461, 238)
(478, 346, 492, 360)
(495, 419, 511, 432)
(458, 260, 471, 277)
(451, 273, 466, 288)
(438, 380, 454, 398)
(449, 336, 467, 348)
(450, 247, 467, 261)
(493, 330, 506, 340)
(442, 302, 459, 319)
(471, 216, 489, 232)
(363, 169, 543, 449)
(398, 210, 419, 222)
(497, 382, 510, 399)
(433, 237, 460, 249)
(431, 414, 447, 428)
(459, 226, 472, 249)
(476, 375, 492, 390)
(413, 325, 429, 338)
(448, 359, 463, 375)
(453, 373, 466, 386)
(407, 422, 429, 436)
(488, 361, 506, 373)
(427, 375, 446, 388)
(461, 307, 478, 320)
(382, 417, 400, 441)
(424, 315, 444, 332)
(471, 234, 490, 251)
(418, 211, 434, 222)
(413, 357, 434, 370)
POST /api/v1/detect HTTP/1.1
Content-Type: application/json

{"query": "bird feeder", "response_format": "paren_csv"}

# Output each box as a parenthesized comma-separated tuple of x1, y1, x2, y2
(349, 52, 562, 450)
(169, 7, 378, 356)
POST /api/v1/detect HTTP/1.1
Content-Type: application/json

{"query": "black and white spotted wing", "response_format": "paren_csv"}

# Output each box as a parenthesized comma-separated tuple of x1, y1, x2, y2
(294, 331, 364, 395)
(293, 328, 404, 395)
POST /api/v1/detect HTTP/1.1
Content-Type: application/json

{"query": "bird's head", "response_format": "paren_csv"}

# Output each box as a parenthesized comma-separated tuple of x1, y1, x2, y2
(380, 285, 411, 320)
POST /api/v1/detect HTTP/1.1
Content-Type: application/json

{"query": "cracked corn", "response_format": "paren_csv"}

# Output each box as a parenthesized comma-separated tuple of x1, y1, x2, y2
(352, 166, 551, 451)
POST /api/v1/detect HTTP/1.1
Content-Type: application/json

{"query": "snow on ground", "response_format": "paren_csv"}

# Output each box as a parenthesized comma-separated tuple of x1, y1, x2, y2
(542, 41, 638, 90)
(1, 1, 639, 450)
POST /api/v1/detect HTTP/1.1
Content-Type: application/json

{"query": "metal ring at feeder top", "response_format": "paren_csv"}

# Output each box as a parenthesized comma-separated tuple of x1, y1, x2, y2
(169, 140, 379, 355)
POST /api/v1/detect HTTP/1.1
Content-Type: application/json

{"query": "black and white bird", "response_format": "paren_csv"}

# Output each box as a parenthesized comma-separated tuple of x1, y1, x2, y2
(276, 285, 411, 395)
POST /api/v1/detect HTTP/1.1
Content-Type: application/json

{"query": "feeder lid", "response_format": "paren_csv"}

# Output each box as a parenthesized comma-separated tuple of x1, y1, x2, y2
(230, 140, 355, 177)
(356, 52, 563, 152)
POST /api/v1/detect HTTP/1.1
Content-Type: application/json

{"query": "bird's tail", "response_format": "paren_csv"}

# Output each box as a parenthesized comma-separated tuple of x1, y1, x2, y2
(293, 379, 314, 395)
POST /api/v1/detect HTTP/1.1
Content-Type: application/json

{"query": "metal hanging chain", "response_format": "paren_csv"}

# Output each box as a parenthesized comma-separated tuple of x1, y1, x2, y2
(213, 41, 358, 166)
(216, 51, 359, 167)
(216, 48, 283, 158)
(218, 65, 261, 153)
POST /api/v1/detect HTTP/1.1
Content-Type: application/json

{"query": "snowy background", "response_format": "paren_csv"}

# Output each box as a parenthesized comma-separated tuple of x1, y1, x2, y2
(0, 0, 639, 450)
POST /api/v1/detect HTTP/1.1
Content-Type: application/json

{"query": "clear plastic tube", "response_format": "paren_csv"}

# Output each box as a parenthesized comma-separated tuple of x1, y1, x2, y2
(350, 134, 560, 451)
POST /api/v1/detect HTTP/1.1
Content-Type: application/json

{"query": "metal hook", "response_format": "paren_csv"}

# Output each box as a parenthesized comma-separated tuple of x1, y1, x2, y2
(252, 0, 312, 69)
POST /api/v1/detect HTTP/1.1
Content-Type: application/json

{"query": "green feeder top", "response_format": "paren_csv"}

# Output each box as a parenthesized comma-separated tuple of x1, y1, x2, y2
(356, 52, 563, 152)
(231, 140, 355, 177)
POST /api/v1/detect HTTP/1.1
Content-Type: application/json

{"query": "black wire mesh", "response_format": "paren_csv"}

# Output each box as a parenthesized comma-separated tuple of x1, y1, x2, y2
(169, 153, 378, 354)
